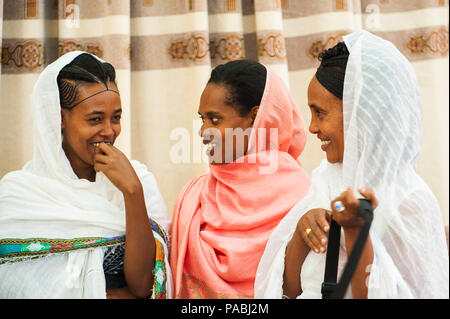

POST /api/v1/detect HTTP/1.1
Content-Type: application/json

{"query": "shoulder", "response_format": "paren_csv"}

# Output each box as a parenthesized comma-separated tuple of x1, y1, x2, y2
(173, 173, 209, 209)
(0, 170, 32, 189)
(130, 160, 152, 178)
(129, 160, 160, 189)
(180, 174, 208, 196)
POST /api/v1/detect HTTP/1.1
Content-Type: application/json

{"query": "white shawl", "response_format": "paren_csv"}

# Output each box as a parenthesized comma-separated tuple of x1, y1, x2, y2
(254, 30, 449, 299)
(0, 51, 173, 298)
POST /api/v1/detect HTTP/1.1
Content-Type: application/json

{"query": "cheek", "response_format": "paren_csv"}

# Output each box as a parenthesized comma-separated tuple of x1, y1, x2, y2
(68, 124, 99, 145)
(113, 123, 121, 136)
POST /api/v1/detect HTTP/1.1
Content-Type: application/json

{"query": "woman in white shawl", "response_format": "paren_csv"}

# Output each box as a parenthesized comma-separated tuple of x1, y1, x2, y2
(0, 51, 172, 299)
(254, 30, 449, 299)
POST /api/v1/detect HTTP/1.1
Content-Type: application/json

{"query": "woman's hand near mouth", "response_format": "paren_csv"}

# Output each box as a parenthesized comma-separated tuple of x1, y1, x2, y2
(93, 142, 141, 195)
(93, 141, 157, 298)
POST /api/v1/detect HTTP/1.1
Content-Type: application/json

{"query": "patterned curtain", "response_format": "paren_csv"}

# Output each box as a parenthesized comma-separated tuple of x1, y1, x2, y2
(1, 0, 448, 223)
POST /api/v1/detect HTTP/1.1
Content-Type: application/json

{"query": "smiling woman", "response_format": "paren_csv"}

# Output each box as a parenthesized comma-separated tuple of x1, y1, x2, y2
(198, 60, 264, 165)
(170, 60, 312, 299)
(255, 31, 449, 299)
(307, 77, 344, 164)
(0, 52, 172, 299)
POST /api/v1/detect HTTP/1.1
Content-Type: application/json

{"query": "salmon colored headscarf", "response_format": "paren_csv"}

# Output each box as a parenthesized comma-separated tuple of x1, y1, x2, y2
(170, 69, 311, 298)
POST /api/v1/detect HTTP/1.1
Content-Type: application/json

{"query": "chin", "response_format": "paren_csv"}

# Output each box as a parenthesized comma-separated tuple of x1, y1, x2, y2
(326, 154, 338, 164)
(326, 156, 343, 164)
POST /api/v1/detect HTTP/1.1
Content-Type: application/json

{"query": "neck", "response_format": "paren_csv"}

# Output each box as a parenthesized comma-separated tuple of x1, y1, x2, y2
(62, 144, 96, 182)
(73, 165, 96, 182)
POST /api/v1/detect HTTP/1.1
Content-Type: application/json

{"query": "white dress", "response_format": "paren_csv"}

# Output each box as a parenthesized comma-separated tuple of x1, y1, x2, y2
(0, 51, 173, 298)
(254, 30, 449, 299)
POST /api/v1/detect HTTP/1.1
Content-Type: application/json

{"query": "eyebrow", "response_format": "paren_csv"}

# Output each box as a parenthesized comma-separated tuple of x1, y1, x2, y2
(86, 108, 122, 116)
(309, 104, 326, 112)
(198, 111, 221, 117)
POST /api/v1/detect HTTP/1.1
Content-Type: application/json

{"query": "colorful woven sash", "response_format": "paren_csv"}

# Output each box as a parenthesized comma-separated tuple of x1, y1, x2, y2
(0, 218, 168, 299)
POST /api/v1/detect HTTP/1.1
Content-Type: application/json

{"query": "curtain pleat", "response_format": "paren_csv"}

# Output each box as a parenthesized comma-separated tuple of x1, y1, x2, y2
(0, 0, 448, 222)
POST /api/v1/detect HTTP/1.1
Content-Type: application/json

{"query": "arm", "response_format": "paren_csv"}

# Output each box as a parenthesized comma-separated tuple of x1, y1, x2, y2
(342, 228, 373, 299)
(331, 187, 377, 299)
(122, 183, 156, 298)
(283, 208, 331, 298)
(94, 143, 156, 298)
(283, 230, 310, 298)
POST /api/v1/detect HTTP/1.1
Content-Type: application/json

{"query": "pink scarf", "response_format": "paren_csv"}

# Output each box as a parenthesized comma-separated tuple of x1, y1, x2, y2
(170, 70, 311, 298)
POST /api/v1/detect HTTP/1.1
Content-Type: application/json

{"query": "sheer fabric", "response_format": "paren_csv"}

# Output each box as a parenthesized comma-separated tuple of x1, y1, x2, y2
(254, 30, 449, 299)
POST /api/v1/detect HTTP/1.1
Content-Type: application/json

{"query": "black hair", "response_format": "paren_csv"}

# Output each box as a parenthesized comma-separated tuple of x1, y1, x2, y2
(318, 41, 349, 71)
(315, 41, 350, 99)
(57, 53, 117, 109)
(208, 59, 267, 117)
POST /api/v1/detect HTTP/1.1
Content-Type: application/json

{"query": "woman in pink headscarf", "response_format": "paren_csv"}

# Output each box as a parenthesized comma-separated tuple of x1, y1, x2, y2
(170, 60, 311, 298)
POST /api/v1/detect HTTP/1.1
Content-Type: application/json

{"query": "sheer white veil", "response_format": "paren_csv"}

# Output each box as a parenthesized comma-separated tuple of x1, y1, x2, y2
(255, 30, 449, 299)
(0, 51, 172, 298)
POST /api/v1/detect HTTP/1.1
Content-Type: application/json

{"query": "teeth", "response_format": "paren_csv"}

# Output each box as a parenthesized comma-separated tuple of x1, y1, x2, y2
(321, 140, 331, 146)
(92, 142, 111, 147)
(205, 143, 217, 152)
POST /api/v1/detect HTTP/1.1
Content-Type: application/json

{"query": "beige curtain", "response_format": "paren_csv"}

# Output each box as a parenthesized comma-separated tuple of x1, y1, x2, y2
(0, 0, 448, 224)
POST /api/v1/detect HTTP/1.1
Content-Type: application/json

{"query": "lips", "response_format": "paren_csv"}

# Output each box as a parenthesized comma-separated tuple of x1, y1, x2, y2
(204, 141, 219, 156)
(202, 136, 220, 156)
(320, 138, 331, 151)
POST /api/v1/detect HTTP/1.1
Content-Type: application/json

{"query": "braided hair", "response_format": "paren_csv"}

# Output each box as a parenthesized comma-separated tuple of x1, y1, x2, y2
(208, 59, 267, 117)
(57, 53, 117, 109)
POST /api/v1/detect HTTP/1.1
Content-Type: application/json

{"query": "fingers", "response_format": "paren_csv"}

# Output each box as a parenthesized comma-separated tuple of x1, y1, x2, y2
(96, 142, 113, 155)
(358, 188, 378, 209)
(331, 187, 359, 213)
(94, 153, 110, 165)
(94, 142, 119, 165)
(93, 161, 107, 173)
(299, 209, 330, 254)
(303, 224, 323, 253)
(316, 213, 330, 233)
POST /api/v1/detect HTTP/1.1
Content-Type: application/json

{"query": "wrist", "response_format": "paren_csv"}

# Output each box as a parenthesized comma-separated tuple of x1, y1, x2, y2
(122, 181, 143, 198)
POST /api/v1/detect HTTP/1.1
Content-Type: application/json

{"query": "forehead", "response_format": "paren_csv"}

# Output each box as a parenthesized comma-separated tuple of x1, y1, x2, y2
(308, 76, 342, 112)
(74, 82, 122, 113)
(198, 83, 238, 115)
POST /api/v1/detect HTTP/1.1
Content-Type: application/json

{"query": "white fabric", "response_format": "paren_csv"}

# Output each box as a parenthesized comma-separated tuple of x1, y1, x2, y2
(0, 51, 173, 298)
(254, 30, 449, 299)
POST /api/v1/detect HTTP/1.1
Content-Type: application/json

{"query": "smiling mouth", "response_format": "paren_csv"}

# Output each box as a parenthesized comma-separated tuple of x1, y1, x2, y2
(205, 142, 218, 154)
(91, 141, 113, 148)
(320, 138, 331, 151)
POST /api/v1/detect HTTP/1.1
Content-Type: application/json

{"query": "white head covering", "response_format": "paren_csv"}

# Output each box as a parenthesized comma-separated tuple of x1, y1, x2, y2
(254, 30, 449, 299)
(0, 51, 172, 298)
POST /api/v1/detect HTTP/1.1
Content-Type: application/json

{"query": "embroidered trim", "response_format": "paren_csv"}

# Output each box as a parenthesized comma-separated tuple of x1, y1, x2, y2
(0, 219, 169, 298)
(152, 238, 167, 299)
(0, 236, 125, 264)
(149, 218, 169, 246)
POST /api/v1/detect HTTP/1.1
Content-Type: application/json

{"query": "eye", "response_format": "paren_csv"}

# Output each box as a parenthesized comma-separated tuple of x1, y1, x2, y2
(88, 117, 102, 123)
(211, 117, 220, 125)
(315, 109, 325, 119)
(113, 115, 122, 121)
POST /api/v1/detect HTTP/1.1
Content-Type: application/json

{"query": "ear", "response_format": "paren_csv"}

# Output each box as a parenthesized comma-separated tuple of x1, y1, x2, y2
(250, 106, 259, 125)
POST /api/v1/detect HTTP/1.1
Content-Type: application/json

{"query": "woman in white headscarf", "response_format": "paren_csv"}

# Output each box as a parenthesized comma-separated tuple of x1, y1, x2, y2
(254, 30, 449, 299)
(0, 52, 172, 299)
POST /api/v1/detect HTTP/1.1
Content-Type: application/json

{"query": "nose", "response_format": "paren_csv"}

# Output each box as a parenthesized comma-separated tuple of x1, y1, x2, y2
(99, 120, 115, 139)
(309, 118, 319, 135)
(199, 122, 210, 143)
